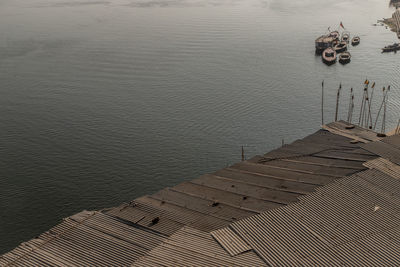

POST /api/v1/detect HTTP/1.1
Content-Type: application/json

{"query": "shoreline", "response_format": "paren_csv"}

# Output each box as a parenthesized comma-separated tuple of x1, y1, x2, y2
(381, 18, 398, 33)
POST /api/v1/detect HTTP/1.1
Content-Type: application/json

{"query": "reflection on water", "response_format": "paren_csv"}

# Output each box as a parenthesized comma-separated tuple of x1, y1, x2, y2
(0, 0, 399, 253)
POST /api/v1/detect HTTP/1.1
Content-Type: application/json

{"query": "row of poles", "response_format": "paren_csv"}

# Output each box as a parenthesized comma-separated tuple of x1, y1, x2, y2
(243, 80, 396, 161)
(321, 80, 393, 134)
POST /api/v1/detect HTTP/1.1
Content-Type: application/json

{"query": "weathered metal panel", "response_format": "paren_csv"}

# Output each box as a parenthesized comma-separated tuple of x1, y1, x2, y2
(135, 196, 232, 232)
(301, 129, 359, 148)
(211, 169, 318, 193)
(231, 207, 334, 266)
(260, 159, 359, 177)
(172, 181, 284, 210)
(211, 227, 251, 256)
(281, 156, 366, 170)
(229, 162, 336, 185)
(324, 121, 382, 142)
(361, 141, 400, 165)
(2, 211, 166, 266)
(315, 150, 377, 162)
(106, 204, 147, 223)
(364, 157, 400, 180)
(133, 226, 266, 267)
(192, 174, 301, 206)
(226, 163, 400, 266)
(151, 188, 257, 221)
(382, 133, 400, 148)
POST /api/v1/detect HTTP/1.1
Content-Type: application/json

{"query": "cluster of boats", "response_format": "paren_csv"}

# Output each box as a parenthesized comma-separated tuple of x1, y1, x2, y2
(315, 31, 360, 65)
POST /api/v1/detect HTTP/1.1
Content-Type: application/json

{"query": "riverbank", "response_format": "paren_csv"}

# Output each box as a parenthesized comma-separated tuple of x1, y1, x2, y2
(381, 18, 397, 32)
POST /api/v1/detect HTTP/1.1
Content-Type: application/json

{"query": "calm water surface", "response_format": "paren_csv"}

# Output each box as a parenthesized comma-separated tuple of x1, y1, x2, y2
(1, 0, 399, 253)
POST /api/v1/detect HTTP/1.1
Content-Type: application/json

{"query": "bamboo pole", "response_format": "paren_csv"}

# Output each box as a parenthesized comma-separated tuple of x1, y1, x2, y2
(335, 83, 341, 122)
(374, 87, 386, 130)
(349, 93, 354, 123)
(321, 80, 324, 125)
(382, 85, 390, 134)
(347, 88, 353, 122)
(396, 118, 400, 135)
(367, 82, 376, 129)
(358, 84, 366, 126)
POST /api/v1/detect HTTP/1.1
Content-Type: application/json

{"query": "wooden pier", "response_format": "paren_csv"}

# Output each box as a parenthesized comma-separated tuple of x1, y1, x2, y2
(3, 121, 400, 266)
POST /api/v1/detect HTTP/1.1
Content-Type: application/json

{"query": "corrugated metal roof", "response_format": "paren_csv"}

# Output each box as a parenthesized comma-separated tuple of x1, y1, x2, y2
(1, 211, 166, 266)
(225, 155, 400, 265)
(364, 157, 400, 180)
(361, 140, 400, 165)
(382, 134, 400, 148)
(133, 226, 266, 267)
(2, 126, 384, 266)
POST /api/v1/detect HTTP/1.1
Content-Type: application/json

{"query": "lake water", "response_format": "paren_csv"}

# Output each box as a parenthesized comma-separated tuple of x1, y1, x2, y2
(0, 0, 399, 253)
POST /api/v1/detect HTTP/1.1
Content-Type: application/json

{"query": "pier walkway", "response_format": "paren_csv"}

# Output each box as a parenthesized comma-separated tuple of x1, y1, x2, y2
(3, 121, 400, 266)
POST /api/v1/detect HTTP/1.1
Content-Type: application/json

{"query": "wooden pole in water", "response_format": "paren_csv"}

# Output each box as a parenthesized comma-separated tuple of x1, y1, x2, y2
(349, 92, 354, 123)
(382, 85, 390, 134)
(367, 82, 375, 129)
(363, 93, 369, 128)
(241, 146, 245, 161)
(335, 83, 341, 122)
(347, 88, 353, 123)
(396, 118, 400, 135)
(351, 94, 355, 122)
(321, 80, 324, 125)
(361, 84, 369, 128)
(358, 85, 366, 126)
(374, 87, 386, 130)
(382, 98, 386, 134)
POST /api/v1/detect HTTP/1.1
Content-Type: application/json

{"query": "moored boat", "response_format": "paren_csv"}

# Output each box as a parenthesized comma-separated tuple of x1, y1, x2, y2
(322, 48, 337, 65)
(341, 32, 350, 43)
(351, 36, 360, 46)
(382, 43, 400, 53)
(328, 31, 340, 40)
(333, 41, 347, 53)
(315, 35, 335, 54)
(339, 51, 351, 64)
